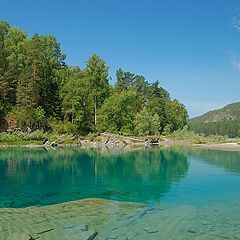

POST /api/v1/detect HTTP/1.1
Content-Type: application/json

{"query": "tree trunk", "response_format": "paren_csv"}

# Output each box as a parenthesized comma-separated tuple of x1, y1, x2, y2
(94, 96, 97, 126)
(94, 101, 97, 126)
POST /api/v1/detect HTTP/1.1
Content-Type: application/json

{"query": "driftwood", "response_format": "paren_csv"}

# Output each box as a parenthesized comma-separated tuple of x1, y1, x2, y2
(145, 138, 160, 146)
(34, 228, 54, 235)
(43, 140, 57, 148)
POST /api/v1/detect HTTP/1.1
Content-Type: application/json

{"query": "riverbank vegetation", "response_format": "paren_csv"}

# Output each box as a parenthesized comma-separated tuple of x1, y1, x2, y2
(166, 127, 232, 144)
(0, 21, 188, 138)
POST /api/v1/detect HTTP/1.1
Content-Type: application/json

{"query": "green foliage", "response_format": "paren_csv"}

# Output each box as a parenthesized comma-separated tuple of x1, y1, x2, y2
(61, 55, 110, 133)
(48, 118, 77, 134)
(147, 81, 170, 129)
(190, 120, 240, 138)
(166, 100, 188, 132)
(97, 90, 139, 134)
(87, 132, 98, 142)
(85, 54, 110, 128)
(162, 124, 173, 135)
(168, 127, 228, 144)
(61, 67, 92, 133)
(189, 102, 240, 138)
(0, 21, 188, 137)
(0, 130, 47, 143)
(169, 128, 207, 144)
(0, 131, 79, 145)
(134, 107, 160, 135)
(34, 107, 46, 128)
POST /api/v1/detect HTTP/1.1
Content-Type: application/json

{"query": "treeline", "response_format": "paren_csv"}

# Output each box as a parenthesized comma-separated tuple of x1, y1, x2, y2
(0, 21, 188, 136)
(189, 120, 240, 138)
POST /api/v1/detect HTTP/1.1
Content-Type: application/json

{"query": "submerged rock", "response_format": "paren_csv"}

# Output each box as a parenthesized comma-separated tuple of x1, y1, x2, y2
(80, 224, 89, 231)
(6, 232, 33, 240)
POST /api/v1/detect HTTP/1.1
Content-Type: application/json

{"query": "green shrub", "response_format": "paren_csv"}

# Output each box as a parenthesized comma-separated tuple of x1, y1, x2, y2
(48, 134, 76, 144)
(28, 130, 48, 141)
(168, 128, 229, 144)
(0, 131, 48, 143)
(207, 135, 228, 143)
(134, 107, 160, 136)
(87, 133, 97, 142)
(120, 127, 133, 136)
(48, 119, 77, 134)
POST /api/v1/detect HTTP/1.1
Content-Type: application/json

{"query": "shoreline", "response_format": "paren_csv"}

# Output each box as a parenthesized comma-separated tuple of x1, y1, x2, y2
(0, 140, 240, 151)
(193, 142, 240, 151)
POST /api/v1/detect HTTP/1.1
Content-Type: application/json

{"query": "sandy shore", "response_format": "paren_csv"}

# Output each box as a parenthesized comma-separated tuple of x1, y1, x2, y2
(193, 142, 240, 151)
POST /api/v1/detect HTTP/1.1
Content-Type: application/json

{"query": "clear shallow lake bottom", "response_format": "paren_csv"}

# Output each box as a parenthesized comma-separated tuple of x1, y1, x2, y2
(0, 146, 240, 239)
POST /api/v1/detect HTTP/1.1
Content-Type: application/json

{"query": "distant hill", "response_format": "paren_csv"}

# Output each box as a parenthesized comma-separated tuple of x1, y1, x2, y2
(189, 102, 240, 138)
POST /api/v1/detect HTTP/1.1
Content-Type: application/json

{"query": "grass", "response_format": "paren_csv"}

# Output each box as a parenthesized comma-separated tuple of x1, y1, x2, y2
(0, 131, 80, 145)
(0, 129, 238, 146)
(167, 128, 230, 144)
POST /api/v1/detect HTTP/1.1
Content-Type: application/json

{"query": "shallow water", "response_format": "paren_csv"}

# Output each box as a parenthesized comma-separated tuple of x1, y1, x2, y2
(0, 146, 240, 239)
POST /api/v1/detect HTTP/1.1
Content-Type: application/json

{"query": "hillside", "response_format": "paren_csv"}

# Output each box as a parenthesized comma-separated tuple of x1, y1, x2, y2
(189, 102, 240, 138)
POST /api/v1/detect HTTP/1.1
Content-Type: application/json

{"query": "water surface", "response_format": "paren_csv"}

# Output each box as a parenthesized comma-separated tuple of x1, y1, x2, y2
(0, 146, 240, 239)
(0, 146, 240, 208)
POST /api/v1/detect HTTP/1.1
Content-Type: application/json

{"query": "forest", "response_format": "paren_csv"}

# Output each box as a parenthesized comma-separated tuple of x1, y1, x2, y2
(189, 120, 240, 138)
(189, 102, 240, 138)
(0, 21, 188, 136)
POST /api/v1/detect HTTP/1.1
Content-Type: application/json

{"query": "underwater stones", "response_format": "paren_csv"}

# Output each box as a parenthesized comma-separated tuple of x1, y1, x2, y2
(144, 229, 159, 234)
(86, 231, 98, 240)
(6, 232, 33, 240)
(80, 224, 89, 231)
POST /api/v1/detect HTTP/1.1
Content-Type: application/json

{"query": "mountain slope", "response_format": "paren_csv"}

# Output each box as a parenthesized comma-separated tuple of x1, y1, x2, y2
(189, 102, 240, 137)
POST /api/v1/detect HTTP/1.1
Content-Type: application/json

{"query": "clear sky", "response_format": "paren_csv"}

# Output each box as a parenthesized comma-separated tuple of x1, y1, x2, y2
(1, 0, 240, 117)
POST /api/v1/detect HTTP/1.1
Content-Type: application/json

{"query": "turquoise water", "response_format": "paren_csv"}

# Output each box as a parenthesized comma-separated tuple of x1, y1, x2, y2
(0, 146, 240, 208)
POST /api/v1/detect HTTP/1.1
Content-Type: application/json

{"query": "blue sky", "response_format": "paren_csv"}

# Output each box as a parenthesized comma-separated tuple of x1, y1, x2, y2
(1, 0, 240, 117)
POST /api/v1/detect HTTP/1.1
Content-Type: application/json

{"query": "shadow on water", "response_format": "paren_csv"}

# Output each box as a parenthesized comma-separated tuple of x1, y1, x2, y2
(0, 147, 189, 207)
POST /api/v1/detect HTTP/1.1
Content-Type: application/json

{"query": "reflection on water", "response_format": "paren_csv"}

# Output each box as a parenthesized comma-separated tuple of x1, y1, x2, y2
(191, 149, 240, 173)
(0, 146, 240, 208)
(1, 147, 240, 239)
(0, 147, 188, 207)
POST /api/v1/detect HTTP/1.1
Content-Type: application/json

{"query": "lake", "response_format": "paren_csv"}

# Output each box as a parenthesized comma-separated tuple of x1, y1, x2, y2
(0, 146, 240, 239)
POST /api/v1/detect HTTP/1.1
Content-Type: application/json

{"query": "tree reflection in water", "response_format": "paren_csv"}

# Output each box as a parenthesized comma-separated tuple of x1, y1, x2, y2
(0, 147, 189, 207)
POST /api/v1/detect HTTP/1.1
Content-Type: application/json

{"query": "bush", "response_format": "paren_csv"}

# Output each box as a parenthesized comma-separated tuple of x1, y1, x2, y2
(120, 127, 133, 136)
(0, 131, 48, 143)
(168, 128, 207, 144)
(28, 130, 48, 141)
(34, 107, 46, 128)
(48, 119, 77, 134)
(168, 128, 229, 144)
(134, 107, 160, 136)
(207, 135, 228, 143)
(48, 134, 77, 144)
(87, 133, 98, 142)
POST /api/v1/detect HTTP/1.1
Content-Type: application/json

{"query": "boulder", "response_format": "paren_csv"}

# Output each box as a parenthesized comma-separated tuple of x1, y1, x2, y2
(145, 138, 160, 146)
(43, 140, 58, 148)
